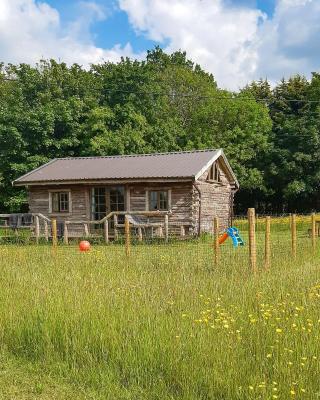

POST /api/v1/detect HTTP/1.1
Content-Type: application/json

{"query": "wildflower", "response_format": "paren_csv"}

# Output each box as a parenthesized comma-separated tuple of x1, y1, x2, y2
(249, 386, 254, 390)
(272, 395, 278, 399)
(290, 389, 296, 395)
(276, 328, 282, 333)
(267, 354, 272, 358)
(301, 388, 306, 393)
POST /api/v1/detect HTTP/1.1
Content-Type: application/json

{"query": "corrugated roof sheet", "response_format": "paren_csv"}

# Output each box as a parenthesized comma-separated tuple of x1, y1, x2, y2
(13, 150, 222, 184)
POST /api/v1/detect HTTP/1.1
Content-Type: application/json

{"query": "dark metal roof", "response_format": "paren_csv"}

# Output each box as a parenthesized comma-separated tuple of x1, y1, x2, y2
(13, 149, 236, 185)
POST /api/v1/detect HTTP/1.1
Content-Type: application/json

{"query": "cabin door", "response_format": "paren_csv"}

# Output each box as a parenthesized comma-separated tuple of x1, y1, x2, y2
(91, 186, 125, 222)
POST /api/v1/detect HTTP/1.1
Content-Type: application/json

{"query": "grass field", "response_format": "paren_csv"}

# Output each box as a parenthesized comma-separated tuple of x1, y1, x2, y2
(0, 220, 320, 399)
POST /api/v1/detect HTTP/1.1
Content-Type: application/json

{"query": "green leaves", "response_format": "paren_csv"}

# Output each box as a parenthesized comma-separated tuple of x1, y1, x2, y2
(0, 51, 319, 213)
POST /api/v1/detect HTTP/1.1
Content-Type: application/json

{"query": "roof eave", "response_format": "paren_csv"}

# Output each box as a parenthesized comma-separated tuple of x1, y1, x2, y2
(13, 176, 195, 187)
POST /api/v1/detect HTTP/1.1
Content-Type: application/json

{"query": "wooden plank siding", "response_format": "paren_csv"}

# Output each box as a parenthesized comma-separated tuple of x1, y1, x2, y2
(27, 157, 235, 237)
(195, 159, 233, 233)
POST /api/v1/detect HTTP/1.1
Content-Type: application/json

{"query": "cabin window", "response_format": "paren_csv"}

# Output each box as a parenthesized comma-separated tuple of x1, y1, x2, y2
(149, 190, 168, 211)
(92, 187, 106, 221)
(51, 192, 70, 213)
(91, 186, 125, 222)
(208, 163, 221, 182)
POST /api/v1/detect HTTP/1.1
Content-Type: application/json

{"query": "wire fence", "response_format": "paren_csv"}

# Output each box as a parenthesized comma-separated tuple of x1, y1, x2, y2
(1, 210, 320, 272)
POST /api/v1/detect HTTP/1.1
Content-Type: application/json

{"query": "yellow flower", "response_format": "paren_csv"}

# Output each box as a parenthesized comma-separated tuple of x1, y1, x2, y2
(249, 386, 254, 390)
(272, 395, 278, 399)
(301, 388, 306, 393)
(267, 354, 272, 358)
(290, 390, 296, 395)
(276, 328, 282, 333)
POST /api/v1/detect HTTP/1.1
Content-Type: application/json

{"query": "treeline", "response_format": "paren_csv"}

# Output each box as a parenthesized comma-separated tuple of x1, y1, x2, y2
(0, 48, 320, 213)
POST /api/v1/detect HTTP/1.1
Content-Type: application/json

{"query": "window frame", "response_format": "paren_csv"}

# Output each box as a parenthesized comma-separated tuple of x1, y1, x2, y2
(207, 163, 221, 183)
(49, 190, 72, 215)
(148, 190, 169, 211)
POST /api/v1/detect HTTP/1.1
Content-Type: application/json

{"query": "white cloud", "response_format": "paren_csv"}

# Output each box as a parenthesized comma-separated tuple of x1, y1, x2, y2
(119, 0, 264, 89)
(0, 0, 141, 67)
(1, 0, 320, 89)
(254, 0, 320, 85)
(119, 0, 320, 89)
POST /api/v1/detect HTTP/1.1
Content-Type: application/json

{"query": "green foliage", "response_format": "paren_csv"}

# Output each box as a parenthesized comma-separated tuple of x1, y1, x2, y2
(1, 48, 319, 212)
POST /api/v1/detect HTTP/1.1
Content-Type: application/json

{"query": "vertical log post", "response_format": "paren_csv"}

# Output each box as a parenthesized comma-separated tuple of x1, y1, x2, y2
(51, 218, 57, 250)
(104, 220, 109, 244)
(138, 227, 143, 242)
(164, 214, 169, 242)
(125, 215, 130, 257)
(84, 223, 89, 238)
(311, 212, 316, 254)
(44, 220, 49, 242)
(35, 215, 40, 244)
(291, 213, 297, 259)
(213, 217, 219, 267)
(158, 226, 164, 237)
(180, 225, 185, 237)
(63, 221, 69, 245)
(248, 208, 257, 274)
(264, 216, 271, 270)
(114, 214, 118, 241)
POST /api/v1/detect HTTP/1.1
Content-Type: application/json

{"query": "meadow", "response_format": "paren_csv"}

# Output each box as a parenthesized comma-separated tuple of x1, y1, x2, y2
(0, 218, 320, 399)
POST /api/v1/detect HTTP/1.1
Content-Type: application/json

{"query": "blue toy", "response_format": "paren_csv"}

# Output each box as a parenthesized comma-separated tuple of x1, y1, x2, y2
(219, 227, 245, 247)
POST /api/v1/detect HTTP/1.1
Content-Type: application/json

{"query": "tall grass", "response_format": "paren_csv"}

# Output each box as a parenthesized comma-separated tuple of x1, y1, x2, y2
(0, 220, 319, 398)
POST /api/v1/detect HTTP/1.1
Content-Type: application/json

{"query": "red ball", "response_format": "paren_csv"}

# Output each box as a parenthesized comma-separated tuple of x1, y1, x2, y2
(79, 240, 91, 252)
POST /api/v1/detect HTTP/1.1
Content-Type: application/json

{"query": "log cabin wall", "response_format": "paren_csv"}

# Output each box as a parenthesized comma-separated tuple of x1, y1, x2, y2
(28, 182, 195, 235)
(195, 159, 234, 233)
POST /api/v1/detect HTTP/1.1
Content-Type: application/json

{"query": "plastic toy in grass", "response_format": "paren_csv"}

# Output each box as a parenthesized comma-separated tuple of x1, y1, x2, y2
(218, 227, 244, 247)
(79, 240, 91, 252)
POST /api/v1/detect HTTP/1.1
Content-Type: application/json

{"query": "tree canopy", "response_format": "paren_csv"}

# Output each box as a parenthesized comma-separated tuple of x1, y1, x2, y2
(0, 48, 319, 213)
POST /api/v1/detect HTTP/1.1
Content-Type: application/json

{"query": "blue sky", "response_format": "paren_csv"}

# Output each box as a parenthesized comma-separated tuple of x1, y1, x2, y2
(0, 0, 319, 89)
(44, 0, 277, 53)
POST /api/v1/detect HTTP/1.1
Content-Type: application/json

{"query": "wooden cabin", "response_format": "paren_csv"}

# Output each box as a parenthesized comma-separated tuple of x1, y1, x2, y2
(13, 150, 239, 239)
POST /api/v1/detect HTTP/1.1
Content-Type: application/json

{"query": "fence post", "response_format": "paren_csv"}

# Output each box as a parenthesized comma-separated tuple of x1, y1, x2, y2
(35, 215, 40, 244)
(291, 213, 297, 259)
(63, 221, 69, 245)
(264, 216, 271, 270)
(248, 208, 257, 274)
(164, 214, 169, 242)
(114, 215, 118, 241)
(213, 217, 219, 267)
(51, 218, 57, 249)
(44, 220, 49, 242)
(138, 227, 143, 242)
(104, 220, 109, 244)
(125, 215, 130, 257)
(311, 212, 316, 254)
(84, 223, 89, 238)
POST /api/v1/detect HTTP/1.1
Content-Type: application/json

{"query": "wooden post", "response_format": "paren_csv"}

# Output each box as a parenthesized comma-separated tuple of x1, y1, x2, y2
(84, 223, 89, 237)
(125, 215, 130, 257)
(44, 220, 49, 242)
(213, 217, 219, 266)
(158, 226, 164, 237)
(264, 216, 271, 270)
(114, 214, 118, 241)
(291, 213, 297, 259)
(63, 221, 69, 245)
(164, 214, 169, 242)
(138, 227, 143, 242)
(311, 213, 316, 254)
(104, 220, 109, 244)
(180, 225, 185, 237)
(35, 215, 40, 244)
(51, 218, 57, 249)
(248, 208, 257, 274)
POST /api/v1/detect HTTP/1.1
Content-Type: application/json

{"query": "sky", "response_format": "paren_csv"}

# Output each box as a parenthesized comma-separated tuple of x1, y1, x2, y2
(0, 0, 319, 90)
